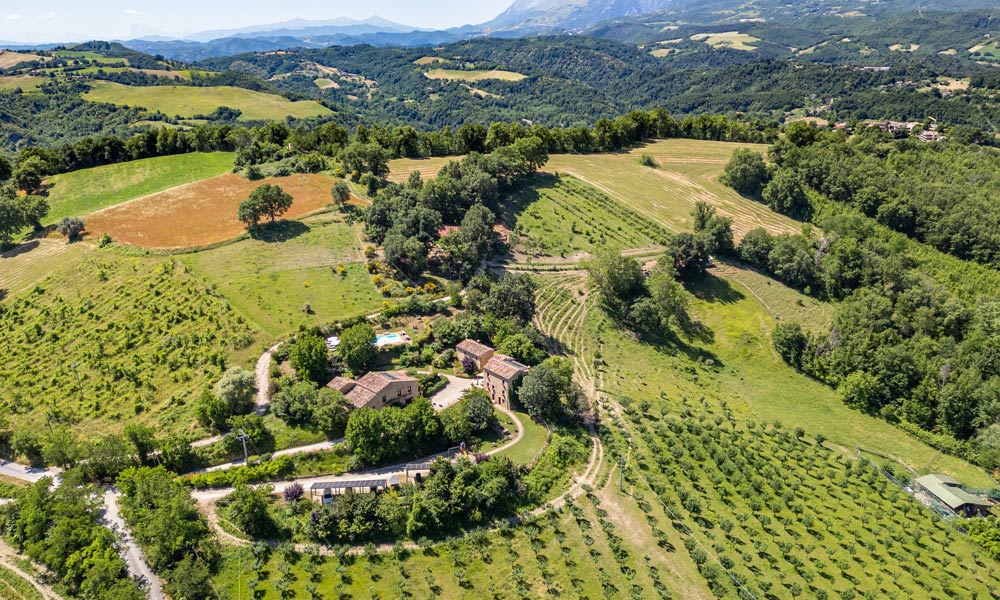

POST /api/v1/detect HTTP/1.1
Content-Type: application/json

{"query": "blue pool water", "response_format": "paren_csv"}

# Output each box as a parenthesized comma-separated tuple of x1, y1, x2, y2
(375, 333, 404, 347)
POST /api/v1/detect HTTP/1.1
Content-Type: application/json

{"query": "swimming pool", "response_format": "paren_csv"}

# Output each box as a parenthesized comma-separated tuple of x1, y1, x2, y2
(374, 332, 409, 347)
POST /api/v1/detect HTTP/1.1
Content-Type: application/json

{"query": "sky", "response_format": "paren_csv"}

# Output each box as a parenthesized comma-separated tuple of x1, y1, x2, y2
(0, 0, 514, 43)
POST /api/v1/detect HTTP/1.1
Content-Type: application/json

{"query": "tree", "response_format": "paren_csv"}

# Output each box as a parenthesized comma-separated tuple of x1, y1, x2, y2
(237, 196, 263, 228)
(721, 149, 768, 196)
(253, 184, 293, 223)
(215, 367, 257, 416)
(11, 156, 44, 193)
(384, 232, 428, 278)
(340, 142, 389, 181)
(772, 322, 808, 369)
(226, 484, 273, 537)
(345, 407, 383, 464)
(839, 371, 882, 412)
(481, 274, 537, 324)
(289, 332, 329, 384)
(164, 555, 214, 600)
(738, 228, 774, 266)
(691, 202, 734, 255)
(331, 180, 351, 207)
(517, 357, 579, 423)
(464, 389, 495, 432)
(0, 156, 11, 182)
(271, 380, 321, 425)
(645, 264, 689, 332)
(123, 424, 157, 465)
(339, 323, 376, 371)
(663, 232, 712, 279)
(313, 388, 350, 438)
(585, 248, 645, 309)
(762, 169, 809, 217)
(497, 333, 545, 365)
(55, 217, 85, 241)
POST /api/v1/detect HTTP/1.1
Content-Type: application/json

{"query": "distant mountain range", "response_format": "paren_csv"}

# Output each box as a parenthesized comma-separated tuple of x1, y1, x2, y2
(183, 16, 429, 43)
(5, 0, 999, 61)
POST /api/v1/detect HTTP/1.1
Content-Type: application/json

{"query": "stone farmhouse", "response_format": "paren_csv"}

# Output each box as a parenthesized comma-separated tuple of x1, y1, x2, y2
(327, 371, 419, 410)
(456, 338, 495, 371)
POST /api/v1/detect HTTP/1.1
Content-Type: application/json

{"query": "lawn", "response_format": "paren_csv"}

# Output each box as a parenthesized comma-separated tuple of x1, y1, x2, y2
(44, 152, 235, 223)
(505, 174, 666, 258)
(181, 212, 382, 339)
(83, 81, 333, 121)
(424, 68, 527, 82)
(0, 253, 263, 438)
(497, 411, 549, 465)
(545, 139, 802, 240)
(85, 172, 339, 249)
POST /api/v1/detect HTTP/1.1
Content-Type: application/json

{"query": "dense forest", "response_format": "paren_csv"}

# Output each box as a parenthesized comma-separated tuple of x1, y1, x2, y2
(713, 129, 1000, 469)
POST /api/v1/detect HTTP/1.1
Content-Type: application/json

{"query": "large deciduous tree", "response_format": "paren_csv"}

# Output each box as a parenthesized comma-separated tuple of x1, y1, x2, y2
(721, 149, 768, 196)
(339, 323, 377, 371)
(289, 332, 329, 384)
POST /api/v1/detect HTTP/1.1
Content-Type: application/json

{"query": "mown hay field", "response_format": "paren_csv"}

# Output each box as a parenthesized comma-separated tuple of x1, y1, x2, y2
(45, 152, 235, 223)
(545, 139, 801, 240)
(0, 75, 45, 92)
(0, 239, 91, 296)
(424, 68, 527, 82)
(85, 172, 339, 249)
(83, 81, 333, 121)
(0, 51, 45, 68)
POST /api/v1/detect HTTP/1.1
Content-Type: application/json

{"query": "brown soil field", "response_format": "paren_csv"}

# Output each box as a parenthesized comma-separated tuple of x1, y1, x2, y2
(85, 173, 341, 249)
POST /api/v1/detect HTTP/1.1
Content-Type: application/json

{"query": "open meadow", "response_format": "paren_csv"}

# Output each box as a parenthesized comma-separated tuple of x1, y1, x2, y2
(83, 81, 333, 121)
(44, 152, 235, 223)
(84, 172, 338, 249)
(0, 76, 45, 92)
(424, 68, 527, 82)
(181, 212, 382, 338)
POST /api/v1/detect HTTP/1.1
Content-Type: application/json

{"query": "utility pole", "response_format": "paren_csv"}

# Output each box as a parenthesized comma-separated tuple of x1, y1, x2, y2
(619, 455, 625, 492)
(238, 429, 250, 465)
(70, 361, 84, 403)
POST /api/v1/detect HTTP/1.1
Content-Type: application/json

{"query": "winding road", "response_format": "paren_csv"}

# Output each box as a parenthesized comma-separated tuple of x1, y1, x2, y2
(99, 490, 165, 600)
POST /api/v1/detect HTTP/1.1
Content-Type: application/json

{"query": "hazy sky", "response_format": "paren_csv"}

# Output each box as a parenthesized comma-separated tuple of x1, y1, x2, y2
(0, 0, 514, 43)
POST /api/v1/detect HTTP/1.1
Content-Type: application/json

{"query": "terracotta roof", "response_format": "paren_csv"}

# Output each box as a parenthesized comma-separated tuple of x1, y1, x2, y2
(457, 339, 493, 358)
(345, 371, 419, 409)
(326, 377, 356, 394)
(484, 354, 530, 380)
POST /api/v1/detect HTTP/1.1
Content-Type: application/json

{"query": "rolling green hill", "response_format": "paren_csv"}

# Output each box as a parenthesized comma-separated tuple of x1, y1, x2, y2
(83, 82, 333, 121)
(44, 152, 236, 222)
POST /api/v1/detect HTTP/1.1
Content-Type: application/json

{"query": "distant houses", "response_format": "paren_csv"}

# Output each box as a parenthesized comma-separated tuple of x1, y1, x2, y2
(327, 370, 419, 410)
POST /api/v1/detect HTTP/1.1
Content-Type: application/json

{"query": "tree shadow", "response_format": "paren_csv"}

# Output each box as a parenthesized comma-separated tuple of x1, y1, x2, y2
(684, 271, 745, 305)
(1, 239, 39, 258)
(0, 289, 7, 301)
(249, 220, 309, 243)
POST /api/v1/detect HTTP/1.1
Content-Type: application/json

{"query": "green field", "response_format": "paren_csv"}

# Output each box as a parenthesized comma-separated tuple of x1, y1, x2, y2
(0, 76, 45, 92)
(0, 254, 262, 438)
(181, 212, 382, 339)
(0, 564, 44, 600)
(83, 81, 333, 121)
(0, 239, 92, 296)
(690, 31, 761, 51)
(546, 139, 801, 240)
(44, 152, 235, 222)
(424, 68, 527, 82)
(507, 174, 666, 258)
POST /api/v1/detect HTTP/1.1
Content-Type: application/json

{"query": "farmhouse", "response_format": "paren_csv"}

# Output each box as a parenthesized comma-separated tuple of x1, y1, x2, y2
(483, 354, 530, 409)
(456, 338, 495, 371)
(915, 474, 993, 517)
(326, 371, 419, 410)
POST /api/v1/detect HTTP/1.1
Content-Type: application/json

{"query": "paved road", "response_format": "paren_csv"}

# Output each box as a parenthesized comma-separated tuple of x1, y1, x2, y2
(0, 461, 61, 485)
(99, 489, 165, 600)
(192, 406, 525, 504)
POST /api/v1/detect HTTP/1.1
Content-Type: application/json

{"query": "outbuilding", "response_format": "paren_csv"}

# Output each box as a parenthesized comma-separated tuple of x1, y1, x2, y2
(914, 474, 993, 517)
